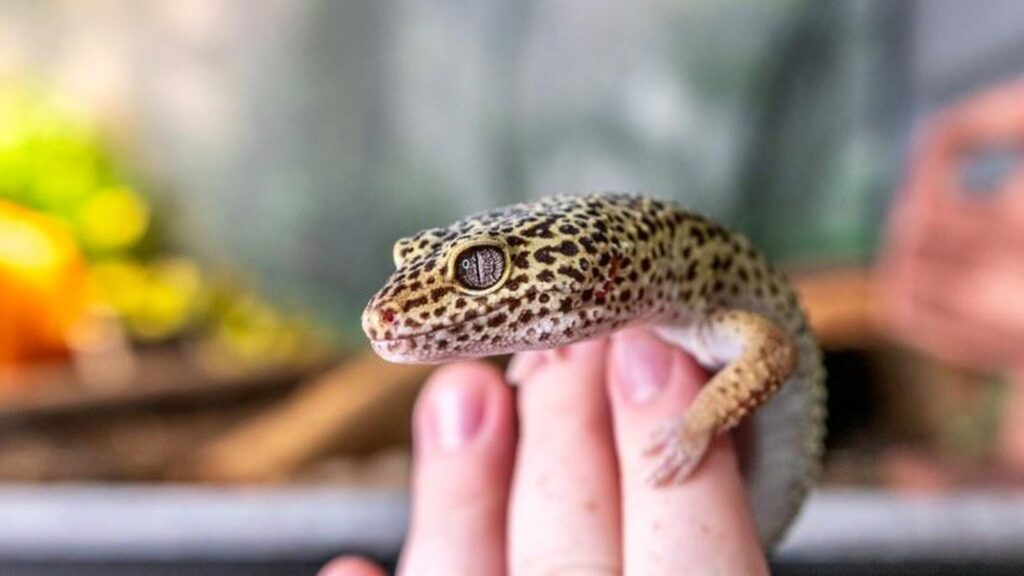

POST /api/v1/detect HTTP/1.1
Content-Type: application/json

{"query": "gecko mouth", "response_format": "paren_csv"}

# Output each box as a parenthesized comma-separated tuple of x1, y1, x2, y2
(367, 299, 521, 362)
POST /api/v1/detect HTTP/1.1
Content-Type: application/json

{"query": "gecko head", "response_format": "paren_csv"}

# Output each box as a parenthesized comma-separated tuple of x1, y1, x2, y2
(362, 196, 635, 363)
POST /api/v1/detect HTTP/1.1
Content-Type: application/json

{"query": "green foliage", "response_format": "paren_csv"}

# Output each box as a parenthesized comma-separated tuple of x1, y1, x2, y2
(0, 86, 149, 258)
(0, 84, 331, 362)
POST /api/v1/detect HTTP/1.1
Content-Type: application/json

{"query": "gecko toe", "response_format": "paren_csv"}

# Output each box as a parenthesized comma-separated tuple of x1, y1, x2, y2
(647, 449, 690, 485)
(643, 421, 676, 455)
(645, 418, 713, 486)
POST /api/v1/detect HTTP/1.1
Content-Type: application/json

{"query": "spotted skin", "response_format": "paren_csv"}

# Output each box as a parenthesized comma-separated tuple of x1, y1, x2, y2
(362, 193, 826, 549)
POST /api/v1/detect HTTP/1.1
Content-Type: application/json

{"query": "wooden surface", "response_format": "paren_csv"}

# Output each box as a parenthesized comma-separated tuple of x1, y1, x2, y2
(791, 268, 878, 350)
(188, 352, 431, 483)
(0, 267, 878, 484)
(0, 348, 332, 418)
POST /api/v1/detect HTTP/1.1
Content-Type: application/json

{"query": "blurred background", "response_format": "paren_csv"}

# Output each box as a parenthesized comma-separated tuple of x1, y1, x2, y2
(1, 0, 1024, 574)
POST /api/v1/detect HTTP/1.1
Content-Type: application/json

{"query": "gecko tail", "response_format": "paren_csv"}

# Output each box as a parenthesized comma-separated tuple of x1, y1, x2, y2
(745, 333, 826, 550)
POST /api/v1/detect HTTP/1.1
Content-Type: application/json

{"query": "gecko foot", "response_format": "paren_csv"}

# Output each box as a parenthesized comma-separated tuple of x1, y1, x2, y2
(644, 417, 713, 486)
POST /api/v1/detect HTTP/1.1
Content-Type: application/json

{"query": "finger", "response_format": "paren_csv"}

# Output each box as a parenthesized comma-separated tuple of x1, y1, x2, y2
(1003, 164, 1024, 219)
(509, 339, 622, 575)
(400, 363, 515, 576)
(894, 81, 1024, 225)
(929, 257, 1024, 333)
(889, 281, 1012, 368)
(941, 81, 1024, 147)
(997, 374, 1024, 470)
(911, 204, 1011, 264)
(608, 328, 769, 576)
(906, 268, 1024, 366)
(318, 557, 388, 576)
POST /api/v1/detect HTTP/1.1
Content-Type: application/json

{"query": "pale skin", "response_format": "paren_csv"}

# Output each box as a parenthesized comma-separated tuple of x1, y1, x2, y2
(879, 81, 1024, 475)
(320, 329, 768, 576)
(880, 81, 1024, 370)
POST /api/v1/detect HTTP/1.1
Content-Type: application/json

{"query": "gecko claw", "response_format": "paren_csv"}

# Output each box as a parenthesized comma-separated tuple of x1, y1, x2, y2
(647, 449, 691, 485)
(645, 417, 713, 485)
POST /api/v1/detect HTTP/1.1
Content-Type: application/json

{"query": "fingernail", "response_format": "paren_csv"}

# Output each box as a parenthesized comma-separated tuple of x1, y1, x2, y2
(432, 382, 486, 451)
(613, 330, 671, 404)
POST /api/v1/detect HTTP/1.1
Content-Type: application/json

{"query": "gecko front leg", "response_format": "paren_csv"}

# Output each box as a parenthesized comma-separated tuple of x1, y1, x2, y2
(647, 309, 798, 485)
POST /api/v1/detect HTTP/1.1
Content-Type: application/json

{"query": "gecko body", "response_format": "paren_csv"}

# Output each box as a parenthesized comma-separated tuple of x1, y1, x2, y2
(362, 193, 826, 548)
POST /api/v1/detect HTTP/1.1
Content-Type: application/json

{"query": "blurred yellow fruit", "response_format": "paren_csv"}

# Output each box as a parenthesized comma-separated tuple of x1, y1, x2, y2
(89, 260, 148, 315)
(75, 186, 150, 253)
(131, 258, 203, 340)
(90, 258, 204, 341)
(0, 201, 88, 366)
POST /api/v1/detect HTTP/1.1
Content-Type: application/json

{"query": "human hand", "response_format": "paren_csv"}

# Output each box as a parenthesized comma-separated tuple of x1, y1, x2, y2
(879, 81, 1024, 370)
(320, 328, 768, 575)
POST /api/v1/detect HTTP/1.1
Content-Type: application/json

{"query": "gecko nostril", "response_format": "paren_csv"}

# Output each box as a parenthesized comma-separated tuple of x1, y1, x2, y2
(381, 309, 396, 324)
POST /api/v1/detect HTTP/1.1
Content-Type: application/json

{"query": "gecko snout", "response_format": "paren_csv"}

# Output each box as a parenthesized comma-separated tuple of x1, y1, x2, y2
(360, 301, 397, 341)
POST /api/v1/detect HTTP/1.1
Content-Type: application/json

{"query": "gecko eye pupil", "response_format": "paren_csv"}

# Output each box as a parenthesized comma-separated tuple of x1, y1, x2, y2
(454, 245, 506, 291)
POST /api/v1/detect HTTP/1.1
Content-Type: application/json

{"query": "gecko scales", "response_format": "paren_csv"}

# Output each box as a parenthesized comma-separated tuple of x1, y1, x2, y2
(362, 192, 826, 548)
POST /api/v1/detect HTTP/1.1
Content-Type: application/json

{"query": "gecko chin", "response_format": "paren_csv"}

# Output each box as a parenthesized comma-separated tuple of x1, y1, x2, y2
(368, 335, 444, 364)
(367, 318, 583, 364)
(364, 297, 534, 363)
(368, 331, 514, 364)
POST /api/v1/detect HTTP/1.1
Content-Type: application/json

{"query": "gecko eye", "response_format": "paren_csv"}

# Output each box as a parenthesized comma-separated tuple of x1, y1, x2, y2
(453, 244, 507, 292)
